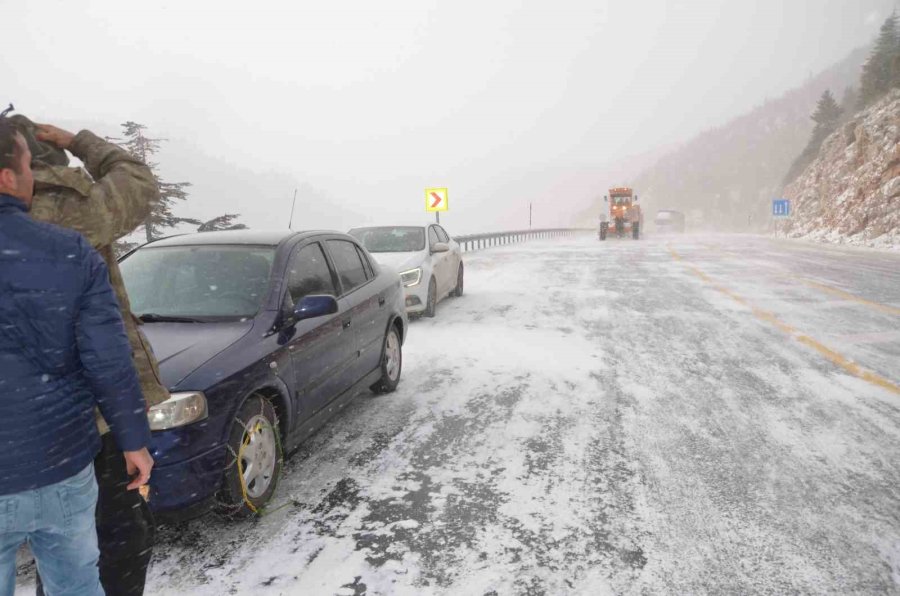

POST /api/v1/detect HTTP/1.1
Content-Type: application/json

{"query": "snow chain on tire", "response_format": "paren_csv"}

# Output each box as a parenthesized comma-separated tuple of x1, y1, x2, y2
(218, 398, 285, 518)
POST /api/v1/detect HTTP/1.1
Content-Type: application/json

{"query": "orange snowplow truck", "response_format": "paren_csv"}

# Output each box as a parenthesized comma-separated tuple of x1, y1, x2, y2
(599, 186, 642, 240)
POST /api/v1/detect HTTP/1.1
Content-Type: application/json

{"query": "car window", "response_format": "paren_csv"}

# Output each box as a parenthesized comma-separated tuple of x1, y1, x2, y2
(428, 226, 440, 247)
(355, 245, 375, 279)
(435, 226, 450, 243)
(327, 240, 368, 293)
(287, 242, 336, 304)
(348, 227, 425, 252)
(119, 245, 276, 319)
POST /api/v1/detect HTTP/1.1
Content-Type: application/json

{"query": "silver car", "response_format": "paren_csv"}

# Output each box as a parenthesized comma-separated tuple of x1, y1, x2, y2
(349, 225, 464, 317)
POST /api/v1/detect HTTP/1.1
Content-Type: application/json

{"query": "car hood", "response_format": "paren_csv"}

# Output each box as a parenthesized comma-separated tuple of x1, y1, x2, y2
(369, 251, 424, 272)
(139, 320, 254, 389)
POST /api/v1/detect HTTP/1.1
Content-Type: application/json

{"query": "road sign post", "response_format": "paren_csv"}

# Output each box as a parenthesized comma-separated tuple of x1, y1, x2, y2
(426, 187, 449, 223)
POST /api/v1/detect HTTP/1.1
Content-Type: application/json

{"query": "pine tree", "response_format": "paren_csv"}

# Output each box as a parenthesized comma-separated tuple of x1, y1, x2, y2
(858, 13, 899, 108)
(197, 214, 248, 232)
(811, 90, 843, 130)
(783, 90, 843, 185)
(838, 86, 859, 123)
(893, 19, 900, 90)
(112, 240, 140, 258)
(113, 122, 199, 242)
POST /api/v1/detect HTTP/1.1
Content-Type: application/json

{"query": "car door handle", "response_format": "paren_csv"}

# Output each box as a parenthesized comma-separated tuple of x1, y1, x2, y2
(378, 297, 385, 307)
(342, 318, 352, 329)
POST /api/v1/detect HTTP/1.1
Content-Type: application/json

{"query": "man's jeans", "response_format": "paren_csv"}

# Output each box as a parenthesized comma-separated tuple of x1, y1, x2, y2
(37, 433, 155, 596)
(0, 464, 103, 596)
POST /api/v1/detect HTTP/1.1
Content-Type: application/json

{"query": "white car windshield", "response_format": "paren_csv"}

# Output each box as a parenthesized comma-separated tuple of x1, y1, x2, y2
(349, 227, 426, 253)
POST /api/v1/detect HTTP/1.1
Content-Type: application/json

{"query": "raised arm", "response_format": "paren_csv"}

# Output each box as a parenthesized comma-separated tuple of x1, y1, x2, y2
(30, 124, 159, 249)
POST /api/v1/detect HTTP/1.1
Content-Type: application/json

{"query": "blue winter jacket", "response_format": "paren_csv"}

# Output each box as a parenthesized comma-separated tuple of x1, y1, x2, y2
(0, 193, 151, 495)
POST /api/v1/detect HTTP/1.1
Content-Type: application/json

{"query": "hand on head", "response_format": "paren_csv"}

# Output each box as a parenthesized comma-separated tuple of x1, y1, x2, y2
(34, 123, 75, 151)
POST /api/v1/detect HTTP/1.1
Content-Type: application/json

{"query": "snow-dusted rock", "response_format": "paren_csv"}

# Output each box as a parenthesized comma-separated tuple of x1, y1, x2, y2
(782, 89, 900, 249)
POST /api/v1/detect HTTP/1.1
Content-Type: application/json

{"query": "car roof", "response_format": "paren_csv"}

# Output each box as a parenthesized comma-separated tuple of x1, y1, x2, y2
(143, 229, 340, 248)
(349, 225, 429, 231)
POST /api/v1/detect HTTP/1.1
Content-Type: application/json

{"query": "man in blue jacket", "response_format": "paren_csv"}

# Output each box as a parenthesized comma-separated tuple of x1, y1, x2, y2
(0, 120, 154, 595)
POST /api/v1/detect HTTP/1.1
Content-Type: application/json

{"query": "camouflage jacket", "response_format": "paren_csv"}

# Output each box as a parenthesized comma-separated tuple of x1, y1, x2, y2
(29, 130, 170, 433)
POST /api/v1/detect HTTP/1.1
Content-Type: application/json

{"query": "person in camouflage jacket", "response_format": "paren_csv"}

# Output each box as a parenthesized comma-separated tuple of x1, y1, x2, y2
(8, 113, 169, 596)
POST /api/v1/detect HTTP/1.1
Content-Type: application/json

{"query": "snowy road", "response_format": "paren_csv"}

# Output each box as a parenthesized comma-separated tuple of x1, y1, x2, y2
(19, 234, 900, 595)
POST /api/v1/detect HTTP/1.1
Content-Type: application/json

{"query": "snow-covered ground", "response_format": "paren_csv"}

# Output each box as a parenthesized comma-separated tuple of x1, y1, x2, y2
(17, 233, 900, 595)
(777, 227, 900, 251)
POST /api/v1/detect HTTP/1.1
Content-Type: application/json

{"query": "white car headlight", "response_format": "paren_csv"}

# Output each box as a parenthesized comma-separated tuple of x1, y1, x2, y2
(149, 391, 208, 431)
(399, 267, 422, 287)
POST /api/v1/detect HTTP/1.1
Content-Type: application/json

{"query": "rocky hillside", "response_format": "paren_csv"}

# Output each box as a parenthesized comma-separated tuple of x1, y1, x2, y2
(780, 90, 900, 248)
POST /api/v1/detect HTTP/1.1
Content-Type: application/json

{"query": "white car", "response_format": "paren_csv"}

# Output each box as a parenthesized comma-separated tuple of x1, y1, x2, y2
(348, 225, 464, 317)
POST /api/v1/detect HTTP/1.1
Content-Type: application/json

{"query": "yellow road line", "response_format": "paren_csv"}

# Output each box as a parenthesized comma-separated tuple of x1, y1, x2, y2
(668, 246, 900, 395)
(669, 244, 899, 316)
(799, 278, 900, 317)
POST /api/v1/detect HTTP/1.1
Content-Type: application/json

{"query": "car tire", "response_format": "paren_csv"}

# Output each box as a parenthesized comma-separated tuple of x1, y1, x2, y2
(424, 277, 437, 318)
(217, 395, 283, 518)
(452, 263, 464, 297)
(371, 325, 402, 394)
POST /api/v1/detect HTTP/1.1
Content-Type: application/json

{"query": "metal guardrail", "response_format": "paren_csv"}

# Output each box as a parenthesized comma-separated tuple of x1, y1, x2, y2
(453, 228, 591, 253)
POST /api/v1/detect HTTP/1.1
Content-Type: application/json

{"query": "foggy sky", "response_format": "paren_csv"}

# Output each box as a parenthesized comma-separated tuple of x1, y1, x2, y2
(5, 0, 896, 233)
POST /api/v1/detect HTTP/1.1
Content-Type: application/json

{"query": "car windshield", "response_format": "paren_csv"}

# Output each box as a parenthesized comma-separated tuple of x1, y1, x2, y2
(349, 227, 426, 253)
(119, 245, 276, 319)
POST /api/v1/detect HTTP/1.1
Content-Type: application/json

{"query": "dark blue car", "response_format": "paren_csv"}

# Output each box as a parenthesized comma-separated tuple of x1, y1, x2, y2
(118, 230, 408, 518)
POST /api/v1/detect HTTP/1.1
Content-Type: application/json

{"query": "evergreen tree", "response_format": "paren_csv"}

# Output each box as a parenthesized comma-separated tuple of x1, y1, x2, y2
(113, 122, 199, 242)
(197, 214, 248, 232)
(893, 18, 900, 90)
(839, 86, 859, 123)
(858, 13, 899, 108)
(811, 89, 843, 129)
(112, 240, 140, 258)
(783, 90, 843, 185)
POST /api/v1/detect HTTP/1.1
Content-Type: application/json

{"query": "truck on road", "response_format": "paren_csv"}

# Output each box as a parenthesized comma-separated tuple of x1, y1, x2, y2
(654, 209, 686, 233)
(599, 187, 642, 240)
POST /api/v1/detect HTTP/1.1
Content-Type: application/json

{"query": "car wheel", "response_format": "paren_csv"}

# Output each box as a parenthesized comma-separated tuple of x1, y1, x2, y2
(371, 325, 402, 394)
(424, 277, 437, 318)
(218, 395, 283, 517)
(452, 263, 464, 297)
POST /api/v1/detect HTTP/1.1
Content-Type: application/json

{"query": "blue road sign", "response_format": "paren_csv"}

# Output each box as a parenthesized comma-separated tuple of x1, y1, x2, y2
(772, 199, 791, 217)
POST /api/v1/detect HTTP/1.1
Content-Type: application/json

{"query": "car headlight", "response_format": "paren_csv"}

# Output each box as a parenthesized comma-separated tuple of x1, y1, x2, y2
(399, 268, 422, 287)
(148, 391, 208, 431)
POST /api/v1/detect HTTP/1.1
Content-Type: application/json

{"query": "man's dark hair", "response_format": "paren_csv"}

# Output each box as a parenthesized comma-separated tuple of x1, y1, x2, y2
(0, 117, 24, 172)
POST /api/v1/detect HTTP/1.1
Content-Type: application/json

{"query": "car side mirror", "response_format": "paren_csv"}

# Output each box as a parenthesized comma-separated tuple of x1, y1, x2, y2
(603, 195, 608, 202)
(293, 295, 338, 322)
(634, 195, 639, 202)
(431, 242, 450, 253)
